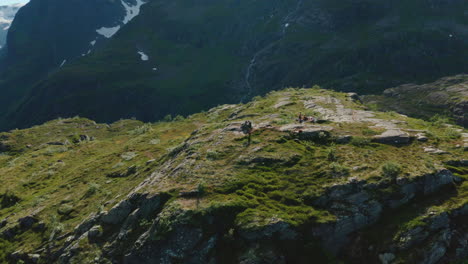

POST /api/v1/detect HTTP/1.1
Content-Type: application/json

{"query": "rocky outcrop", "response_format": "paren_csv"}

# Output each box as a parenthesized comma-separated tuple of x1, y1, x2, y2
(10, 250, 40, 264)
(372, 129, 411, 145)
(279, 124, 333, 141)
(58, 192, 171, 263)
(363, 75, 468, 127)
(311, 169, 458, 253)
(389, 204, 468, 264)
(53, 166, 461, 264)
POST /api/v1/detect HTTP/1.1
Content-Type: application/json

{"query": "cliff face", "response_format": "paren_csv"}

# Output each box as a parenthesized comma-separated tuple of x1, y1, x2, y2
(1, 0, 467, 130)
(0, 3, 24, 49)
(0, 0, 144, 127)
(0, 87, 466, 263)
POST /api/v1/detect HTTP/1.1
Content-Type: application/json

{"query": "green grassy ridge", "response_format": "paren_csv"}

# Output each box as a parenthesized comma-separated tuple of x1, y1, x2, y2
(0, 87, 466, 262)
(0, 116, 198, 257)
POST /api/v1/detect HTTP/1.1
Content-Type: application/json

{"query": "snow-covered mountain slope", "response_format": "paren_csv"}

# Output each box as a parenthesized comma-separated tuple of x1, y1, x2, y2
(0, 3, 24, 48)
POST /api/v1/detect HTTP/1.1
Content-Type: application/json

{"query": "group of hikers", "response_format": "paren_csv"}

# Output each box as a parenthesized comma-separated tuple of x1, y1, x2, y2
(240, 112, 316, 145)
(297, 112, 316, 123)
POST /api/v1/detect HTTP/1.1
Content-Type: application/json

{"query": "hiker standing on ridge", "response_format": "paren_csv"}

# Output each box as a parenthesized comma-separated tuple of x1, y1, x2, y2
(241, 121, 253, 146)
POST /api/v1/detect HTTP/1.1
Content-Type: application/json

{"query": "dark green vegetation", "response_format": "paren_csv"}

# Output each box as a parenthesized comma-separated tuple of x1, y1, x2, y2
(0, 0, 126, 129)
(363, 75, 468, 127)
(1, 0, 467, 130)
(0, 88, 466, 263)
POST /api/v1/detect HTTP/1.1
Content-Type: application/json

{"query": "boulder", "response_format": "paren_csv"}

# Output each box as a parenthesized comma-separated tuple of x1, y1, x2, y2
(423, 169, 454, 195)
(18, 216, 38, 229)
(74, 212, 100, 237)
(223, 123, 243, 132)
(424, 147, 448, 154)
(88, 225, 103, 241)
(79, 135, 94, 141)
(416, 133, 429, 142)
(373, 129, 410, 145)
(279, 124, 333, 141)
(101, 200, 133, 225)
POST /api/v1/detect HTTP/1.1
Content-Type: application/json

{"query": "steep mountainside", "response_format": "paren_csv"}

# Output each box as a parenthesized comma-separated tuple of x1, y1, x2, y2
(363, 75, 468, 127)
(0, 0, 146, 125)
(0, 87, 466, 263)
(0, 0, 467, 130)
(0, 3, 24, 49)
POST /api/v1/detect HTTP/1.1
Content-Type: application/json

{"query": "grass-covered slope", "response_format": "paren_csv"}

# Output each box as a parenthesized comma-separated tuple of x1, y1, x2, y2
(0, 87, 467, 263)
(1, 0, 467, 130)
(363, 74, 468, 128)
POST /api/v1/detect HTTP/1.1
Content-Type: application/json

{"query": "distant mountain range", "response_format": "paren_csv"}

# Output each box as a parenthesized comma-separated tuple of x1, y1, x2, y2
(0, 0, 467, 130)
(0, 3, 24, 49)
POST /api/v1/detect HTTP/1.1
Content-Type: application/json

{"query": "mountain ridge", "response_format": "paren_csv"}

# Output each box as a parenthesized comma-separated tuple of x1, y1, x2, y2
(0, 0, 467, 130)
(0, 87, 466, 263)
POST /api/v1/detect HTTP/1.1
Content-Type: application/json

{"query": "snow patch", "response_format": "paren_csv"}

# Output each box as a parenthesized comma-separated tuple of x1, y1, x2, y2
(59, 59, 66, 67)
(152, 67, 157, 71)
(122, 0, 146, 24)
(96, 25, 120, 38)
(90, 40, 96, 46)
(95, 0, 146, 39)
(138, 51, 149, 61)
